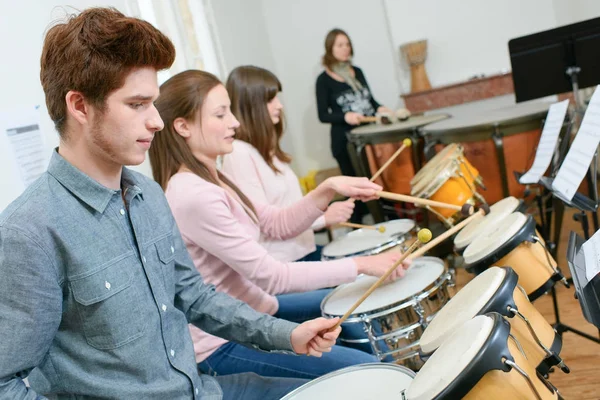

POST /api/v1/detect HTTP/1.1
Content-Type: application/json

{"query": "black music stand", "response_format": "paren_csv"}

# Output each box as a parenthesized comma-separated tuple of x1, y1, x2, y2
(509, 18, 600, 346)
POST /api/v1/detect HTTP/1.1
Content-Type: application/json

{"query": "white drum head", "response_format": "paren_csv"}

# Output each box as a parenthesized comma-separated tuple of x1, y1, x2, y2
(454, 197, 520, 250)
(322, 257, 445, 316)
(463, 212, 527, 264)
(406, 315, 494, 400)
(281, 363, 415, 399)
(322, 219, 415, 259)
(419, 267, 506, 353)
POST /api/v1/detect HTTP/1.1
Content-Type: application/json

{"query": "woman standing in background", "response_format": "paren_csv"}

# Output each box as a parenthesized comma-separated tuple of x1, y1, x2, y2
(223, 65, 355, 262)
(316, 28, 392, 223)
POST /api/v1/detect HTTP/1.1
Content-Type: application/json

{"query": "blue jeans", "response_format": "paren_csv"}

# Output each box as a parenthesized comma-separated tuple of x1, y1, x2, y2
(296, 245, 323, 262)
(198, 289, 378, 379)
(213, 372, 308, 400)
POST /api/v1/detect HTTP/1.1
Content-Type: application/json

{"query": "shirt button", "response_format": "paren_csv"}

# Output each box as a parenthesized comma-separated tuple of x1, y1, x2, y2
(170, 349, 175, 357)
(119, 209, 125, 215)
(105, 281, 111, 290)
(142, 256, 146, 263)
(170, 246, 174, 254)
(195, 388, 199, 395)
(161, 304, 167, 312)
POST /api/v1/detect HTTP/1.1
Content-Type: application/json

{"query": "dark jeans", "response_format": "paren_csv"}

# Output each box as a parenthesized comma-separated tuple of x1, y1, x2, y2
(333, 139, 369, 224)
(295, 245, 323, 262)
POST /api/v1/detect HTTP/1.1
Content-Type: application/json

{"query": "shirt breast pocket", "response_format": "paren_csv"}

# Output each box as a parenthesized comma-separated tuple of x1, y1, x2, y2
(71, 256, 146, 350)
(155, 236, 175, 293)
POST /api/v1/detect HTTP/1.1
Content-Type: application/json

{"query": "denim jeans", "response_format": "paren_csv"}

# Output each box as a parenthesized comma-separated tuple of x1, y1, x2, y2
(198, 289, 378, 379)
(214, 372, 308, 400)
(295, 245, 323, 262)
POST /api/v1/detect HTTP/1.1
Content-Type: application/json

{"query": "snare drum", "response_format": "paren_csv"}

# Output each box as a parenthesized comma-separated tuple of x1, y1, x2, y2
(454, 196, 523, 254)
(321, 257, 452, 369)
(348, 114, 449, 195)
(463, 212, 564, 301)
(411, 144, 484, 225)
(281, 363, 415, 399)
(406, 314, 562, 400)
(419, 266, 566, 375)
(322, 219, 417, 260)
(421, 101, 551, 204)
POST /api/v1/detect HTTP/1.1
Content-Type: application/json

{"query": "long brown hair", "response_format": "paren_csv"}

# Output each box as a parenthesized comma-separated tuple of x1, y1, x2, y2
(321, 28, 354, 70)
(150, 69, 257, 221)
(226, 66, 291, 173)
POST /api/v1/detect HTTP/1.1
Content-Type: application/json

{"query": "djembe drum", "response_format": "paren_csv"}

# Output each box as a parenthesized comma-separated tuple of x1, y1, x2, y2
(401, 39, 432, 93)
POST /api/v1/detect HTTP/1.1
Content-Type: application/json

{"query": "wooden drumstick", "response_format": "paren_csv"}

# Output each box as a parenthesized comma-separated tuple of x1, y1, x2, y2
(409, 206, 490, 260)
(370, 138, 412, 182)
(337, 222, 386, 233)
(329, 229, 433, 331)
(377, 191, 475, 216)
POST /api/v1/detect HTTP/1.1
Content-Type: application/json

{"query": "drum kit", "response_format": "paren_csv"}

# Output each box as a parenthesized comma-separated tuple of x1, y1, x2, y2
(300, 101, 582, 398)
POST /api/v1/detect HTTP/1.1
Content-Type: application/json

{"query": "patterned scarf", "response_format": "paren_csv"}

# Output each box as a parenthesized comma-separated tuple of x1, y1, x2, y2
(332, 61, 363, 92)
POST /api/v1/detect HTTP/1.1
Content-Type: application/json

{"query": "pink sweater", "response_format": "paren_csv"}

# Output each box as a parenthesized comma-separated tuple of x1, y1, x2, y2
(165, 172, 358, 361)
(222, 140, 325, 262)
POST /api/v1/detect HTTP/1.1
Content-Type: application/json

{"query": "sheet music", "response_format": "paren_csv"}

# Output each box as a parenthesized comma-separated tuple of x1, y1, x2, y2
(582, 228, 600, 281)
(519, 100, 569, 184)
(552, 86, 600, 200)
(2, 107, 46, 188)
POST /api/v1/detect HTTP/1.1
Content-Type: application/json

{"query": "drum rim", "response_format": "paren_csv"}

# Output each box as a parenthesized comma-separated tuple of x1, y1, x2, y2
(321, 219, 416, 260)
(465, 214, 535, 273)
(321, 257, 447, 319)
(411, 157, 461, 197)
(348, 113, 450, 138)
(279, 363, 415, 399)
(408, 313, 514, 400)
(419, 267, 516, 355)
(410, 143, 460, 186)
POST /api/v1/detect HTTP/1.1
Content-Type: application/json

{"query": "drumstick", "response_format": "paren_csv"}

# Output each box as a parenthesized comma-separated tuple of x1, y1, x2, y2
(370, 138, 412, 182)
(329, 229, 433, 331)
(337, 222, 386, 233)
(377, 191, 475, 216)
(409, 206, 490, 260)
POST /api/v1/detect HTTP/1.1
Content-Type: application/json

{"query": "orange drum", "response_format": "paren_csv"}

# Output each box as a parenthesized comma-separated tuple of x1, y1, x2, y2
(348, 114, 449, 195)
(411, 144, 485, 225)
(420, 101, 552, 204)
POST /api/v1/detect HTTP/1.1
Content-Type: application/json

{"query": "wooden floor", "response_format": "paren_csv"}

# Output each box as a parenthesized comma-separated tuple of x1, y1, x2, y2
(452, 208, 600, 399)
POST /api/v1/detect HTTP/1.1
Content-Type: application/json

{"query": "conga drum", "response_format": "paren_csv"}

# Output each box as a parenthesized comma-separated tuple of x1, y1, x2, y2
(454, 196, 524, 255)
(419, 266, 567, 375)
(348, 114, 449, 195)
(405, 313, 562, 399)
(420, 101, 552, 204)
(411, 144, 485, 226)
(463, 212, 564, 301)
(281, 363, 415, 399)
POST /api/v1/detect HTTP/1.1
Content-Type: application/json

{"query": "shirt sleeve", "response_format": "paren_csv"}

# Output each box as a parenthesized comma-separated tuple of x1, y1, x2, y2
(172, 182, 357, 295)
(0, 227, 61, 400)
(221, 145, 269, 206)
(316, 74, 346, 124)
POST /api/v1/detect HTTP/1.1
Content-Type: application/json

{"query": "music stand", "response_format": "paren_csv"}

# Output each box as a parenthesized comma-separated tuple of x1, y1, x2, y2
(509, 18, 600, 346)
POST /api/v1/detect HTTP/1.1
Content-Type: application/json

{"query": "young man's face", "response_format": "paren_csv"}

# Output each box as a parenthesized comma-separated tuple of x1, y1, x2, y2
(86, 67, 164, 167)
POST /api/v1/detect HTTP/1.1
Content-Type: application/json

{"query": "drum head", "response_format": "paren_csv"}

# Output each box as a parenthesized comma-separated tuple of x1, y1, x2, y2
(411, 156, 457, 197)
(463, 212, 527, 264)
(419, 267, 506, 353)
(322, 219, 415, 259)
(322, 257, 445, 316)
(281, 363, 415, 399)
(454, 197, 520, 250)
(406, 315, 494, 400)
(411, 143, 460, 186)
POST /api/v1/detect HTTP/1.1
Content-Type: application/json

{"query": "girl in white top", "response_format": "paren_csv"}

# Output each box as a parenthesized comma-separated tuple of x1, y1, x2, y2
(222, 65, 354, 262)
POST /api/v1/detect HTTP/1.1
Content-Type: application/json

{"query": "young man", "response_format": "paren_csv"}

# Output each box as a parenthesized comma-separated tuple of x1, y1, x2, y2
(0, 8, 354, 399)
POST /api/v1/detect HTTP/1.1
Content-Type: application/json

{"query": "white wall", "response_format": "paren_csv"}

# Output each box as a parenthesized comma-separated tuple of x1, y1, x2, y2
(553, 0, 600, 26)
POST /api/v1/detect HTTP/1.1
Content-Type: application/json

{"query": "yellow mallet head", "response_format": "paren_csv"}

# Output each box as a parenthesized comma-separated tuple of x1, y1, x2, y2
(403, 138, 412, 147)
(377, 226, 386, 233)
(417, 228, 432, 243)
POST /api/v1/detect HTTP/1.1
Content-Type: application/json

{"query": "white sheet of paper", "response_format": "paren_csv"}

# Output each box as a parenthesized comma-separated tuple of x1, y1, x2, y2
(519, 100, 569, 184)
(2, 107, 46, 188)
(552, 86, 600, 200)
(582, 228, 600, 281)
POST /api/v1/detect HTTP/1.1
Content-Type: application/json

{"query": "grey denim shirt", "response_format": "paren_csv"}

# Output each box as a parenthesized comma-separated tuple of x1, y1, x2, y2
(0, 150, 298, 399)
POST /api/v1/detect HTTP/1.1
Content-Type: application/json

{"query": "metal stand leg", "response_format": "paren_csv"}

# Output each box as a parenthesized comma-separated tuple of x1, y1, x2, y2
(492, 130, 510, 198)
